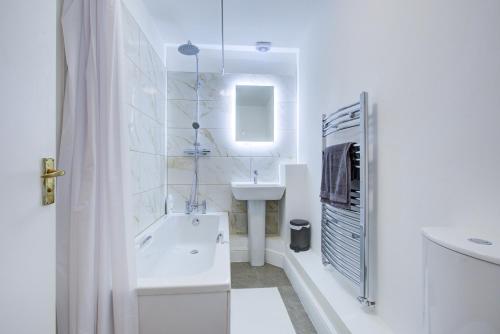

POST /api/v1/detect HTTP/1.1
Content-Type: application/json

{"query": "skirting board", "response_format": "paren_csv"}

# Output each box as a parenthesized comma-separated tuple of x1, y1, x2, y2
(283, 254, 341, 334)
(284, 252, 392, 334)
(231, 248, 284, 268)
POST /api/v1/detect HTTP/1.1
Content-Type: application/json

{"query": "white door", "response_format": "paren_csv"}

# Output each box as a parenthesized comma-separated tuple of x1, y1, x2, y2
(0, 1, 58, 333)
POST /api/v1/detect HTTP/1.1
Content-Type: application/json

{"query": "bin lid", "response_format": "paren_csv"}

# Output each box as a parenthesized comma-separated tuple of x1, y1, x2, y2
(290, 219, 309, 226)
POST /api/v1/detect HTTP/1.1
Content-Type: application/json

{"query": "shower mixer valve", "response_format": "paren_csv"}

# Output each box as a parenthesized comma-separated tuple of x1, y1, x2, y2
(185, 199, 207, 214)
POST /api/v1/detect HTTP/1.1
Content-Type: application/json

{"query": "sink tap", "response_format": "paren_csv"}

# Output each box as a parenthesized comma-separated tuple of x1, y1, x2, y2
(253, 170, 258, 184)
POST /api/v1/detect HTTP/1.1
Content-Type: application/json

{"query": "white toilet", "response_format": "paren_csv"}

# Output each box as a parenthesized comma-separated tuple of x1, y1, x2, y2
(422, 227, 500, 334)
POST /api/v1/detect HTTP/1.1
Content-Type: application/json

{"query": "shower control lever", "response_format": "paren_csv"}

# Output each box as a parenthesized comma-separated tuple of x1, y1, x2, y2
(253, 170, 258, 184)
(185, 199, 207, 214)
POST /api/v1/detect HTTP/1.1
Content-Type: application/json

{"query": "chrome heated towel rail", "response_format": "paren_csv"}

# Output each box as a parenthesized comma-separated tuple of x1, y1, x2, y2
(321, 92, 375, 307)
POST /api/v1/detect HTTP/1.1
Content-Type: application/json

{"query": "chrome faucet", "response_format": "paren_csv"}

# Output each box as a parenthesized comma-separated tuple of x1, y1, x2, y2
(216, 231, 224, 244)
(253, 170, 258, 184)
(185, 199, 207, 214)
(139, 235, 152, 249)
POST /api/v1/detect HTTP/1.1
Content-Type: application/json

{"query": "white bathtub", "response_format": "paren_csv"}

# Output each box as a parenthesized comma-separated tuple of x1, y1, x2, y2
(135, 212, 231, 334)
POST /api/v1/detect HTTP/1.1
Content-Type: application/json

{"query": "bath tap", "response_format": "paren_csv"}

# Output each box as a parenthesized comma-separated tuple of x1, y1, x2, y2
(139, 235, 152, 249)
(253, 170, 258, 184)
(216, 232, 224, 244)
(185, 199, 207, 214)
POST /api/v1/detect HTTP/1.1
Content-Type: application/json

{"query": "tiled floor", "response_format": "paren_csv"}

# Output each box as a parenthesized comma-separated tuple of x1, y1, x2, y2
(231, 263, 317, 334)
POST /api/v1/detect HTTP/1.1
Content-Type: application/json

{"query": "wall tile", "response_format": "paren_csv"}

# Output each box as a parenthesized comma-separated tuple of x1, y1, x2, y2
(156, 94, 166, 124)
(167, 71, 296, 235)
(250, 157, 295, 183)
(138, 33, 156, 84)
(266, 200, 279, 212)
(168, 157, 251, 185)
(125, 61, 165, 125)
(167, 184, 232, 213)
(122, 7, 140, 66)
(130, 152, 165, 193)
(135, 73, 163, 123)
(124, 58, 141, 107)
(167, 99, 232, 129)
(265, 212, 279, 235)
(230, 213, 248, 234)
(231, 195, 247, 213)
(124, 6, 166, 235)
(128, 106, 164, 155)
(167, 128, 239, 157)
(168, 128, 296, 158)
(167, 72, 226, 100)
(167, 72, 296, 103)
(133, 186, 165, 234)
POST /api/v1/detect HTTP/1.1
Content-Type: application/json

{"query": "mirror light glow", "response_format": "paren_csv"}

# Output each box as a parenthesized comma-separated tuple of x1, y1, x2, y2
(228, 80, 279, 148)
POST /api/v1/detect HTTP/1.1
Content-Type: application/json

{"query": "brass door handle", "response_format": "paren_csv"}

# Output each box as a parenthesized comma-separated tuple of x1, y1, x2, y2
(42, 158, 64, 205)
(41, 168, 65, 179)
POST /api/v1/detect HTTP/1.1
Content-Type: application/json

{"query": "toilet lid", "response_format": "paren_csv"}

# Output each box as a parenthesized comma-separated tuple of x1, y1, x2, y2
(422, 227, 500, 265)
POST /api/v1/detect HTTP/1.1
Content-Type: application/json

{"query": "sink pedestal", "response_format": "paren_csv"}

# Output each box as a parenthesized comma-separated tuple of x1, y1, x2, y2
(247, 200, 266, 266)
(230, 182, 285, 267)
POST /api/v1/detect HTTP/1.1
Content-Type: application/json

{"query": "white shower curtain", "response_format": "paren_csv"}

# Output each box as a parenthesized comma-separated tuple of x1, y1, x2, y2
(57, 0, 138, 333)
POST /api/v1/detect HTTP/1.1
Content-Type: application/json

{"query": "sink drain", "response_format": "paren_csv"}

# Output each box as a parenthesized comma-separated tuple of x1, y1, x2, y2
(468, 238, 493, 245)
(190, 249, 199, 254)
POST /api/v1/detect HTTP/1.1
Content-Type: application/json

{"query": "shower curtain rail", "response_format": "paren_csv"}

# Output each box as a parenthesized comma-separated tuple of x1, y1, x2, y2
(321, 92, 375, 308)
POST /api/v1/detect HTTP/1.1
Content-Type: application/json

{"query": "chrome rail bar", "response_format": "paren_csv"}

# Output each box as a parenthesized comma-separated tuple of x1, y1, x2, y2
(321, 92, 375, 307)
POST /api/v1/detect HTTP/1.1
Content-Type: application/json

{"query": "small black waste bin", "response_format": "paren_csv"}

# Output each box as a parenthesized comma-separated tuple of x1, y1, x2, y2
(290, 219, 310, 252)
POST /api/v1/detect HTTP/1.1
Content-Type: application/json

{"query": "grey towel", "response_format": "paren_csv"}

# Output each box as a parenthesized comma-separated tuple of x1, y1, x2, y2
(320, 143, 353, 209)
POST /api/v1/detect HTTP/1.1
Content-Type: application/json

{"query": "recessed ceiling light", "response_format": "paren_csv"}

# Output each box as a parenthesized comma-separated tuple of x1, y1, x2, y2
(256, 41, 272, 53)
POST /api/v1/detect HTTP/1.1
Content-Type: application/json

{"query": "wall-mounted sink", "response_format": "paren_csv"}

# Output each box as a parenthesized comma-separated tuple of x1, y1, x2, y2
(231, 182, 286, 266)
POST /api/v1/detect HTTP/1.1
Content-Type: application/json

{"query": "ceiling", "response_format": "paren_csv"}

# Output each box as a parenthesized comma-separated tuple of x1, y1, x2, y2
(141, 0, 322, 48)
(165, 45, 298, 75)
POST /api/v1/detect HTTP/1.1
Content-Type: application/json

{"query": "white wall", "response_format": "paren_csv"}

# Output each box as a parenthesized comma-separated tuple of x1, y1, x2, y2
(298, 1, 500, 333)
(1, 1, 57, 333)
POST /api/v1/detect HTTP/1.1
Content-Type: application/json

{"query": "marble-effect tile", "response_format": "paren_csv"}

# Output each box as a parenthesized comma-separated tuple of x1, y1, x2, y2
(133, 186, 166, 234)
(167, 157, 251, 185)
(168, 184, 233, 213)
(167, 99, 231, 129)
(166, 71, 297, 235)
(123, 6, 167, 235)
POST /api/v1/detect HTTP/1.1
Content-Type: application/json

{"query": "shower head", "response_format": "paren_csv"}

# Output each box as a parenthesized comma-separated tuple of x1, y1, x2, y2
(178, 41, 199, 56)
(192, 122, 200, 129)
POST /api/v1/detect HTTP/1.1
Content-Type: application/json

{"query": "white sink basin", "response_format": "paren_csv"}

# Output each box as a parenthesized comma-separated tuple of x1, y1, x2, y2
(231, 182, 286, 267)
(230, 182, 285, 201)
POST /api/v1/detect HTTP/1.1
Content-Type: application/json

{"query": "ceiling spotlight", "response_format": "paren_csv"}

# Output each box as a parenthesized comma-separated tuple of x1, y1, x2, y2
(256, 41, 272, 53)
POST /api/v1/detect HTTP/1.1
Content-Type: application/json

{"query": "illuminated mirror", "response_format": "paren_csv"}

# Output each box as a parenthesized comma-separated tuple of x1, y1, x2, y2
(235, 85, 274, 142)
